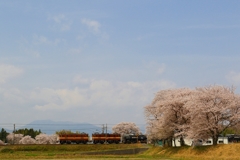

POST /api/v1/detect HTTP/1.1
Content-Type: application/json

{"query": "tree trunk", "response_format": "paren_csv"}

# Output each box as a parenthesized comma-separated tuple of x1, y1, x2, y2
(167, 138, 172, 147)
(180, 136, 185, 146)
(212, 136, 218, 145)
(173, 138, 176, 147)
(163, 139, 167, 147)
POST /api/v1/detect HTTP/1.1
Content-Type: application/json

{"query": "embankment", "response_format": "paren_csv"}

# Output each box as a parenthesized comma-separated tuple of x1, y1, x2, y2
(144, 143, 240, 160)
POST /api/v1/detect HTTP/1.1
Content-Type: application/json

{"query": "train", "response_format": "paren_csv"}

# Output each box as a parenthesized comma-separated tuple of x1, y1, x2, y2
(59, 133, 147, 144)
(226, 134, 240, 143)
(121, 134, 147, 144)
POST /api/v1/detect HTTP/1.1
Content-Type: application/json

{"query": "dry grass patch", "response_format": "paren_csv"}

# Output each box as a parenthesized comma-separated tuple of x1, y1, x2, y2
(144, 143, 240, 160)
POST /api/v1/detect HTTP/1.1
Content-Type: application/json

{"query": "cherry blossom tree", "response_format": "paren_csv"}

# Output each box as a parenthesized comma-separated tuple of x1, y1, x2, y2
(19, 135, 36, 144)
(6, 133, 23, 144)
(145, 85, 240, 146)
(185, 85, 240, 145)
(49, 134, 58, 144)
(112, 122, 140, 135)
(0, 140, 5, 145)
(145, 88, 193, 146)
(35, 133, 58, 144)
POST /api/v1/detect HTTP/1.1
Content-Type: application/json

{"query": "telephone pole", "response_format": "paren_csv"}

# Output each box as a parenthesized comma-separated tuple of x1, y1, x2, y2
(105, 124, 107, 143)
(13, 124, 15, 144)
(102, 124, 105, 133)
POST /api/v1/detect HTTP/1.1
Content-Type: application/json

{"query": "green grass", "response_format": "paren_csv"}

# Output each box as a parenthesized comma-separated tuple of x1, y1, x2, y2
(2, 143, 240, 159)
(0, 143, 143, 152)
(0, 144, 155, 159)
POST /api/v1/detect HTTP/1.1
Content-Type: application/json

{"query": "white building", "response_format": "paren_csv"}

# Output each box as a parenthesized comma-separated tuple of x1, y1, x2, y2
(172, 136, 228, 147)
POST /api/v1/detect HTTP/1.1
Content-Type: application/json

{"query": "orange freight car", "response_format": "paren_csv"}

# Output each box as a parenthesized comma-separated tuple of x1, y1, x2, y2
(59, 133, 89, 144)
(92, 133, 121, 144)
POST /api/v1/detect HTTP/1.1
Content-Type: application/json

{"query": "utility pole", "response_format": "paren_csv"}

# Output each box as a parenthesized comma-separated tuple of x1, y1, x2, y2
(102, 124, 105, 134)
(13, 124, 15, 144)
(105, 124, 107, 144)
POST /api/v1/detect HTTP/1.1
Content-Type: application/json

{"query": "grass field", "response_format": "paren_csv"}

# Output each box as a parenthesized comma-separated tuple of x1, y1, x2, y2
(1, 143, 240, 159)
(0, 143, 153, 159)
(144, 143, 240, 160)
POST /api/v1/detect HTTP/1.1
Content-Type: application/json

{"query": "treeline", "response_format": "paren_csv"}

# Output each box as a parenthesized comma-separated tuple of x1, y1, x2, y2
(0, 128, 41, 143)
(0, 128, 8, 142)
(14, 128, 41, 138)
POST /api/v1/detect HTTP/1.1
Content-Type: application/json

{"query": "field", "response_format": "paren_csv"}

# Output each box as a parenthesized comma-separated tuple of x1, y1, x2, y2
(145, 143, 240, 160)
(1, 143, 240, 159)
(0, 143, 151, 159)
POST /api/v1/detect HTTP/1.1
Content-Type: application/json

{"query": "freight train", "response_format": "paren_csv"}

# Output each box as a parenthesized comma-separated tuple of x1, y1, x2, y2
(59, 133, 147, 144)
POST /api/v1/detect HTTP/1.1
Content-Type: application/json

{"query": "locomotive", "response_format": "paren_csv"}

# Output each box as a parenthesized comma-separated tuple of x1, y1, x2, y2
(122, 134, 147, 144)
(226, 134, 240, 143)
(138, 134, 148, 143)
(59, 133, 147, 144)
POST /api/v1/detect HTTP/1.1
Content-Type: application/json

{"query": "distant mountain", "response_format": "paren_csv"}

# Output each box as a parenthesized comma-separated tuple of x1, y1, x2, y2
(17, 120, 103, 135)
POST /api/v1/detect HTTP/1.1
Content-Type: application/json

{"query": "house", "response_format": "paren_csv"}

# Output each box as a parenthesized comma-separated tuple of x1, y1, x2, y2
(172, 136, 228, 147)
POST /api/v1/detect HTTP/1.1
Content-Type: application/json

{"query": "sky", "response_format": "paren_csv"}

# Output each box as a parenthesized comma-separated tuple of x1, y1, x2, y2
(1, 0, 240, 128)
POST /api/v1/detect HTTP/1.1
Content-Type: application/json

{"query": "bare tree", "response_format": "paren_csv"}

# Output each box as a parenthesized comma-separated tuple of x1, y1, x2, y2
(112, 122, 140, 135)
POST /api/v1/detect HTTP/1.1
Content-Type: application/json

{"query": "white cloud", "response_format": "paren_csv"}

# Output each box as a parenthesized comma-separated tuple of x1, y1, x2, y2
(68, 48, 82, 55)
(0, 64, 23, 83)
(31, 87, 89, 111)
(35, 103, 60, 111)
(33, 35, 64, 46)
(127, 81, 142, 88)
(226, 71, 240, 85)
(51, 14, 66, 23)
(48, 14, 71, 31)
(81, 18, 101, 33)
(3, 88, 26, 104)
(90, 80, 112, 90)
(24, 48, 40, 58)
(33, 78, 175, 111)
(80, 18, 109, 40)
(184, 24, 240, 30)
(157, 64, 165, 75)
(145, 62, 165, 75)
(60, 23, 71, 31)
(73, 75, 89, 84)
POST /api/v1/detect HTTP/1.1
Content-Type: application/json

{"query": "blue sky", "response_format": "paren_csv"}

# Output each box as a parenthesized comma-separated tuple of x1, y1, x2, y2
(1, 0, 240, 128)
